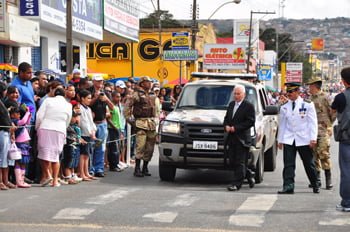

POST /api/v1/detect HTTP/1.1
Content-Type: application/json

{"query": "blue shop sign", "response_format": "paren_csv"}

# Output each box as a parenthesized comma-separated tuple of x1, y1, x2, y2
(20, 0, 40, 17)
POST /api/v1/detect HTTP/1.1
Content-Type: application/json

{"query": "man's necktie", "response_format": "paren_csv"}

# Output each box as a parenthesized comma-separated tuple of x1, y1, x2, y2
(292, 101, 295, 110)
(232, 102, 239, 118)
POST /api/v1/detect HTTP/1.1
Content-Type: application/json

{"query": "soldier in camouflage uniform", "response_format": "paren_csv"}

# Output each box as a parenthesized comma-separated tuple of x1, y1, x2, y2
(307, 77, 336, 189)
(124, 76, 157, 177)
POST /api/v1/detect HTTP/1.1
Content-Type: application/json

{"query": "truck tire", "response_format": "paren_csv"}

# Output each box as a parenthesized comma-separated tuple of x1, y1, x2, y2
(159, 159, 176, 181)
(255, 146, 264, 184)
(264, 141, 277, 171)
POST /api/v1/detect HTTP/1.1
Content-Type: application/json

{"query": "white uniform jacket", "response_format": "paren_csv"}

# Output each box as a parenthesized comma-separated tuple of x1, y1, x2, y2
(277, 96, 318, 146)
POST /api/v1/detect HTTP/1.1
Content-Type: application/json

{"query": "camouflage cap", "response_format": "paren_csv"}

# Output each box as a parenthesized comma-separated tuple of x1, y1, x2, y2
(285, 82, 301, 92)
(306, 76, 322, 85)
(138, 76, 152, 84)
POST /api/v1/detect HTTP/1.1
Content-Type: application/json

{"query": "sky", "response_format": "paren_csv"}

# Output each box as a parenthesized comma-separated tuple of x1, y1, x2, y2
(139, 0, 350, 20)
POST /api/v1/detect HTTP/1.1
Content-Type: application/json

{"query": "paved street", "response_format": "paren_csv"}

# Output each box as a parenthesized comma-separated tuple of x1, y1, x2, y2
(0, 138, 349, 232)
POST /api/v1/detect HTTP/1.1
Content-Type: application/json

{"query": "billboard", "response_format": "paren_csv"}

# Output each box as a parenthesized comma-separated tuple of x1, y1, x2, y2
(233, 19, 259, 44)
(104, 0, 140, 42)
(286, 62, 303, 83)
(258, 64, 273, 81)
(203, 44, 246, 70)
(311, 38, 324, 51)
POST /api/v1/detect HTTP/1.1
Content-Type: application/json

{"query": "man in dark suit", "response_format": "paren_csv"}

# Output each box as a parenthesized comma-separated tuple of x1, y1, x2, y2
(224, 84, 256, 191)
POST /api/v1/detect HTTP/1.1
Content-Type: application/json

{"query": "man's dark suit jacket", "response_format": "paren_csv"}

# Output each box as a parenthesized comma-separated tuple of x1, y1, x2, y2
(223, 100, 256, 147)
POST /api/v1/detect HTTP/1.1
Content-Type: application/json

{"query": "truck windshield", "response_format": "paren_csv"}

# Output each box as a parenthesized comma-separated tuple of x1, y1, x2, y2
(177, 85, 258, 111)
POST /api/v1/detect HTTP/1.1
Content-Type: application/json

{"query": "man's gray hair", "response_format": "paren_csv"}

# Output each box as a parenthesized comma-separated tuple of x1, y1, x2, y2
(233, 84, 246, 94)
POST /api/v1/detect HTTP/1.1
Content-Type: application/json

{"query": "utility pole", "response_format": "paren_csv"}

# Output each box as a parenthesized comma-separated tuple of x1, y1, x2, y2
(157, 0, 162, 54)
(66, 0, 73, 74)
(191, 0, 197, 50)
(246, 10, 275, 73)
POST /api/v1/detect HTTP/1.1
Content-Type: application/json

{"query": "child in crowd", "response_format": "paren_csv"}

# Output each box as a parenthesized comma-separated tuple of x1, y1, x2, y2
(78, 90, 97, 181)
(9, 105, 31, 188)
(62, 111, 81, 184)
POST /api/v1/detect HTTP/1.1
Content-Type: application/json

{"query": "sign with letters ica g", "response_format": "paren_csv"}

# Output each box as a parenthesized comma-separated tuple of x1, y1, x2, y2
(20, 0, 40, 17)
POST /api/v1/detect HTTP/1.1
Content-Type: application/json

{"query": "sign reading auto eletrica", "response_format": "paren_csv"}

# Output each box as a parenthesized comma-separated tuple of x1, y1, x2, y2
(286, 62, 303, 83)
(203, 44, 246, 70)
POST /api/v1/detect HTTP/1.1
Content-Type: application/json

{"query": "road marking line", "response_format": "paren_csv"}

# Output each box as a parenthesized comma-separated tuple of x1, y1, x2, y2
(53, 208, 95, 220)
(167, 193, 199, 207)
(143, 211, 178, 223)
(0, 208, 8, 213)
(229, 194, 278, 227)
(0, 222, 244, 231)
(319, 218, 350, 226)
(27, 195, 39, 200)
(85, 188, 137, 205)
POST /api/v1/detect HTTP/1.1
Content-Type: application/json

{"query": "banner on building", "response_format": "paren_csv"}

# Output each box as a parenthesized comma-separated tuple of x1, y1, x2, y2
(20, 0, 40, 17)
(163, 50, 197, 61)
(171, 32, 189, 50)
(311, 38, 324, 51)
(41, 0, 103, 40)
(233, 19, 259, 44)
(203, 44, 246, 70)
(286, 62, 303, 83)
(104, 0, 140, 42)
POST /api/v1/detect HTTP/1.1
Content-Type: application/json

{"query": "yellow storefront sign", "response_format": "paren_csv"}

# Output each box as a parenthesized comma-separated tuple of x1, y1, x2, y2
(87, 32, 192, 86)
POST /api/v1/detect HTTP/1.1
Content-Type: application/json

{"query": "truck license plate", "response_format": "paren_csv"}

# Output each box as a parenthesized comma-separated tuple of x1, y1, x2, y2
(193, 141, 218, 150)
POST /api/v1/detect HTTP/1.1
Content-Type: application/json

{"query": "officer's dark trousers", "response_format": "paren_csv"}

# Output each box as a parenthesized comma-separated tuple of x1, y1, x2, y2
(339, 143, 350, 207)
(283, 142, 318, 189)
(228, 141, 249, 187)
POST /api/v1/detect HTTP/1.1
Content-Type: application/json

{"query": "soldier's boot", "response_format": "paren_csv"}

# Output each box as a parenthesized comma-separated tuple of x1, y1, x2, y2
(309, 171, 321, 188)
(142, 161, 151, 176)
(325, 169, 333, 190)
(134, 159, 144, 177)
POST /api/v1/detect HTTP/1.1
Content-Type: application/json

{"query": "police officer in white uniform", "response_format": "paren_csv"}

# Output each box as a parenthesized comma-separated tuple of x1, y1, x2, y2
(277, 82, 320, 194)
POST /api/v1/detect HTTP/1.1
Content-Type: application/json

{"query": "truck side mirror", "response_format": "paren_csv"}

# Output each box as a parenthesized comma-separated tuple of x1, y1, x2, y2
(263, 105, 279, 115)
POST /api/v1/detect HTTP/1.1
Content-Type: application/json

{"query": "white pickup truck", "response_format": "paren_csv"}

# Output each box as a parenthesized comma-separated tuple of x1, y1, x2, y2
(158, 72, 279, 183)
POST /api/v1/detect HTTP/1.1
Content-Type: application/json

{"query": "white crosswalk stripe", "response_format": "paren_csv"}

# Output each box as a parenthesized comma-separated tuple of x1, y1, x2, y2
(166, 193, 199, 207)
(53, 208, 95, 220)
(85, 188, 138, 205)
(319, 218, 350, 226)
(143, 212, 178, 223)
(229, 194, 278, 227)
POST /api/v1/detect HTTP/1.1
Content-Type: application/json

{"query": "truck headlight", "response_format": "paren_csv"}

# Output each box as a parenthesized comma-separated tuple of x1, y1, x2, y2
(161, 121, 181, 135)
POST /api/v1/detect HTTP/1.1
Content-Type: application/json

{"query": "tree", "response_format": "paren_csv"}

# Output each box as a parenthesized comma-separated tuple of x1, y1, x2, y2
(140, 10, 182, 29)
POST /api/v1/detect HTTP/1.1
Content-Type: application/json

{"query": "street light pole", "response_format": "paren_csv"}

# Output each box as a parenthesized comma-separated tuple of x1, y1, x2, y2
(246, 10, 275, 73)
(207, 0, 241, 20)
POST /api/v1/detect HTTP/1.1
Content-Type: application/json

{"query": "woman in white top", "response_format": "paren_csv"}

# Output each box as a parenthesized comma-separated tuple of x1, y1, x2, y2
(36, 87, 72, 187)
(78, 89, 97, 181)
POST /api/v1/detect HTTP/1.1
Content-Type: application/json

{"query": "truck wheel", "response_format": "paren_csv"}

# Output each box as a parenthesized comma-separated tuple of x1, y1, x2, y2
(264, 141, 277, 171)
(255, 146, 264, 184)
(159, 159, 176, 181)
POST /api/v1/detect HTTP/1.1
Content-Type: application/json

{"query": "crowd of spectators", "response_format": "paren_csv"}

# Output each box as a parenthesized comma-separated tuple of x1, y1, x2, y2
(0, 62, 183, 190)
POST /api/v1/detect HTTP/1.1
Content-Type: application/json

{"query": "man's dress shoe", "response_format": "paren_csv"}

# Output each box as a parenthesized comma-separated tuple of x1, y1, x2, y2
(277, 188, 294, 194)
(227, 185, 241, 191)
(248, 177, 255, 188)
